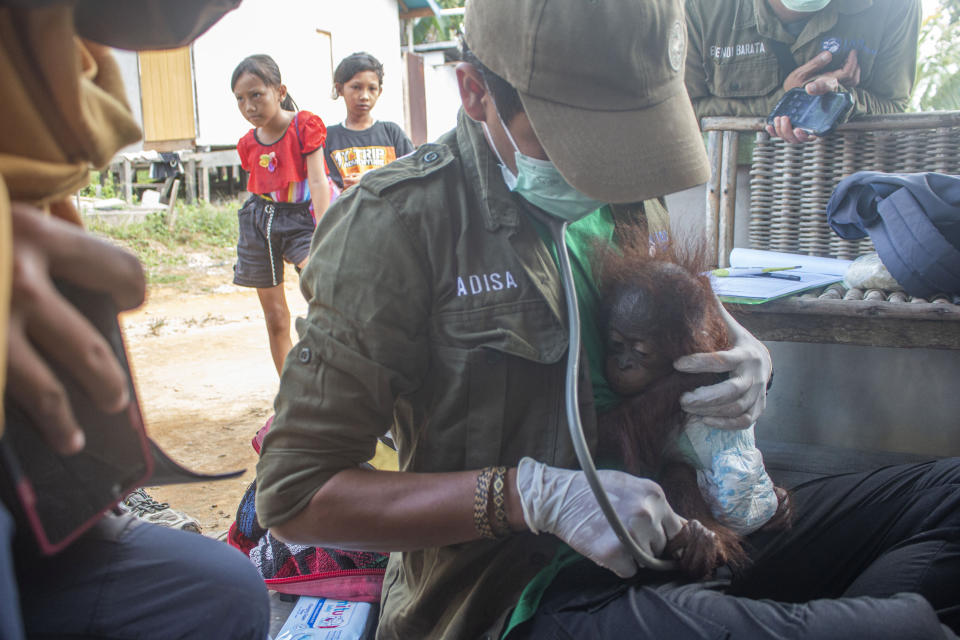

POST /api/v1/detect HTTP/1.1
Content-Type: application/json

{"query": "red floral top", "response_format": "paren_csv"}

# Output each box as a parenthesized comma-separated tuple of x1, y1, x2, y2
(237, 110, 327, 202)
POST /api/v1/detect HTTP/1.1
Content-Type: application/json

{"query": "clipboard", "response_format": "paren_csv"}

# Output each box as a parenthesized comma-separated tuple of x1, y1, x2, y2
(0, 280, 243, 555)
(710, 249, 852, 304)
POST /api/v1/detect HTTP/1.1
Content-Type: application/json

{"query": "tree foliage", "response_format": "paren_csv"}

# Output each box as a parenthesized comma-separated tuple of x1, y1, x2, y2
(912, 0, 960, 111)
(411, 0, 464, 45)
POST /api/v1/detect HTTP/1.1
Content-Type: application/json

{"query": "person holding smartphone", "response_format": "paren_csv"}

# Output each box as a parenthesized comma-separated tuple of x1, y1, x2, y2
(0, 2, 270, 639)
(684, 0, 921, 143)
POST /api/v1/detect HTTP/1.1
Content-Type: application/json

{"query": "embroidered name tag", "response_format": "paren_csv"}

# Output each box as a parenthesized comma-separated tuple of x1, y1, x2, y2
(709, 41, 766, 60)
(456, 271, 519, 297)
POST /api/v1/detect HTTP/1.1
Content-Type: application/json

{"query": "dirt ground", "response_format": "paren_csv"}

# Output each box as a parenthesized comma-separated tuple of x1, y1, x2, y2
(120, 258, 305, 537)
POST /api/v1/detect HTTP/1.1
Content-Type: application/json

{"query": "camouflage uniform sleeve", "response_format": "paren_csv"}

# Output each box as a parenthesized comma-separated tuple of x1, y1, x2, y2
(255, 183, 432, 528)
(845, 0, 920, 117)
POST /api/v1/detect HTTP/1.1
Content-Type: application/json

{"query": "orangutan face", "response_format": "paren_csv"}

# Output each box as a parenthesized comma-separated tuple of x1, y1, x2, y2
(605, 324, 673, 396)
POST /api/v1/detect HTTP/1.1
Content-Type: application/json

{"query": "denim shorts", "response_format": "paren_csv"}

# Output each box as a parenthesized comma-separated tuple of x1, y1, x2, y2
(233, 195, 315, 288)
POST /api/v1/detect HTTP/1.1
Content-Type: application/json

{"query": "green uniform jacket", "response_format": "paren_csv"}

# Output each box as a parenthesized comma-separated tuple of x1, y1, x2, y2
(684, 0, 920, 121)
(257, 111, 670, 639)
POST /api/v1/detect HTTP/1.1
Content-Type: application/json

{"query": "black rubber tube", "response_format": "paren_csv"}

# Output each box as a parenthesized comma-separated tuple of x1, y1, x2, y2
(547, 216, 676, 573)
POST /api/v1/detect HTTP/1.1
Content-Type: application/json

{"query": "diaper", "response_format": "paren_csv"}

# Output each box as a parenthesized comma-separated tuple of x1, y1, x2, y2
(685, 420, 779, 535)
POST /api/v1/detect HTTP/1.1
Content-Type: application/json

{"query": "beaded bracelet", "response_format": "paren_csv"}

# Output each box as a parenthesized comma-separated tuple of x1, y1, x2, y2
(473, 467, 496, 539)
(489, 466, 510, 538)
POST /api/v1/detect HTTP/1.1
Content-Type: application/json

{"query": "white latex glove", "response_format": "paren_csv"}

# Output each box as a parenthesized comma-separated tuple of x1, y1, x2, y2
(675, 303, 772, 430)
(515, 457, 685, 578)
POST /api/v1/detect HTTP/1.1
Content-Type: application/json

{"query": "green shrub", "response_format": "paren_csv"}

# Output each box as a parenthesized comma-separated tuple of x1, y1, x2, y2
(85, 199, 240, 284)
(80, 170, 119, 199)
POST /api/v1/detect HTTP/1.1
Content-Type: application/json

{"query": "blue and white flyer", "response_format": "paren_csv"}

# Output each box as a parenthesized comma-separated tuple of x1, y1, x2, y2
(275, 597, 373, 640)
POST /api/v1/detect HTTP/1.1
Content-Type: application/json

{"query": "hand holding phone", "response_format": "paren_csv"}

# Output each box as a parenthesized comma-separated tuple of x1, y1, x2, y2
(1, 204, 243, 553)
(0, 276, 155, 554)
(1, 201, 149, 553)
(5, 201, 145, 455)
(766, 88, 855, 142)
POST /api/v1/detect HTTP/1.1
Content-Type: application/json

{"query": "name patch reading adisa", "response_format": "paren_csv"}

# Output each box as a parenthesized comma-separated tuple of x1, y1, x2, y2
(456, 271, 519, 297)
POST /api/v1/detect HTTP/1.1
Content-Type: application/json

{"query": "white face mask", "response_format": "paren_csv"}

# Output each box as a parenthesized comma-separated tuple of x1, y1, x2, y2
(779, 0, 831, 11)
(482, 109, 605, 223)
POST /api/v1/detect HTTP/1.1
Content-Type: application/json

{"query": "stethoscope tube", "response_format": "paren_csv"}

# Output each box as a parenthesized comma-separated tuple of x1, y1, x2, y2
(545, 216, 676, 573)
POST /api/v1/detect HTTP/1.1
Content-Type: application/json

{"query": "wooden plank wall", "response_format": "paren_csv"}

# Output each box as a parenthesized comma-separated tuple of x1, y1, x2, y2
(138, 47, 196, 150)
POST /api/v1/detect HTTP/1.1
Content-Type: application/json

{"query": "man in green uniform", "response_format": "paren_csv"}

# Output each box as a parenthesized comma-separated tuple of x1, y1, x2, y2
(685, 0, 921, 142)
(257, 0, 960, 638)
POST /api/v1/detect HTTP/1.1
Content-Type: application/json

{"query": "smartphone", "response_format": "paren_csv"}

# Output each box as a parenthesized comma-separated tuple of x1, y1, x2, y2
(0, 280, 153, 554)
(766, 88, 855, 137)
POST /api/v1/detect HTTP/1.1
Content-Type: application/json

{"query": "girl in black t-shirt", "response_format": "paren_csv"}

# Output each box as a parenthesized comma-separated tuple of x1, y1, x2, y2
(324, 52, 415, 192)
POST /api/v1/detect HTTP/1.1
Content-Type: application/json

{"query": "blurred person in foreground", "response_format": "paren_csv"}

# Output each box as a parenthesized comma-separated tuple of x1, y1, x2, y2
(0, 2, 269, 638)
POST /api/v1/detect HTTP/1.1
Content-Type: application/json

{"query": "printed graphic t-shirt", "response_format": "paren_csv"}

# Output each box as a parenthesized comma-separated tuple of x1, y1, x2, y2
(323, 120, 414, 189)
(237, 110, 327, 202)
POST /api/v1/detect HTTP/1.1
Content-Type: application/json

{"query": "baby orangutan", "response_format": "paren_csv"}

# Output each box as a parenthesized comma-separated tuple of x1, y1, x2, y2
(594, 235, 791, 579)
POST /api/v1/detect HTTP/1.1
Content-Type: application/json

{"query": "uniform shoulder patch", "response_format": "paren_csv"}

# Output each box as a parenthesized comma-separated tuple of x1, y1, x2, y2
(360, 143, 454, 197)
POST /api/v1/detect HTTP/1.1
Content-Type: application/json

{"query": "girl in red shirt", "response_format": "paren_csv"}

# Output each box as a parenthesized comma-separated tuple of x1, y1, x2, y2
(231, 54, 330, 375)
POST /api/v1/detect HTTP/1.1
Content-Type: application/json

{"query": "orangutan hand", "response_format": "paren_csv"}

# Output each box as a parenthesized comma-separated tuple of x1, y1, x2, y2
(663, 519, 727, 579)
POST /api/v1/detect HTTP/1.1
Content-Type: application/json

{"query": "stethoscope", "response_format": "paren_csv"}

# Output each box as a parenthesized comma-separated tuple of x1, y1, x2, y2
(541, 212, 677, 573)
(484, 107, 676, 571)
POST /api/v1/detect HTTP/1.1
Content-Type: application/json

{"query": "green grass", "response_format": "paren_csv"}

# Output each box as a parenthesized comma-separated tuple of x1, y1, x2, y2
(79, 170, 120, 200)
(150, 273, 189, 285)
(86, 200, 239, 286)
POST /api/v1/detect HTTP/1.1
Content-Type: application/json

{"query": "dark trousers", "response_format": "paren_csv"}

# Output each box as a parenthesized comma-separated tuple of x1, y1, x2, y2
(0, 503, 24, 640)
(1, 504, 270, 640)
(516, 459, 960, 639)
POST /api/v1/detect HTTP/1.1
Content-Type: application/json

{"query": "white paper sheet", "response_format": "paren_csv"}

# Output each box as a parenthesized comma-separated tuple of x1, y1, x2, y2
(711, 249, 853, 304)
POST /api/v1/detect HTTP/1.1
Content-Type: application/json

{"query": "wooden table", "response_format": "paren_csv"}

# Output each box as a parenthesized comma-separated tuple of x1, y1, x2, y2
(726, 295, 960, 350)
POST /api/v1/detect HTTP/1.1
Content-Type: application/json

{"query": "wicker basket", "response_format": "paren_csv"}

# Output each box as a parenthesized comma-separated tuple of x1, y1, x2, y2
(748, 124, 960, 260)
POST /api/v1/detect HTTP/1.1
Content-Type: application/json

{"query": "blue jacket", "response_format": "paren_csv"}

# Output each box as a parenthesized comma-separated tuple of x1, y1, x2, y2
(826, 171, 960, 297)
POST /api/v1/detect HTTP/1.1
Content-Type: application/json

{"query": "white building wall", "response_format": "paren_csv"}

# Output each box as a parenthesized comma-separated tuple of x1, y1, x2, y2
(421, 51, 461, 142)
(112, 49, 144, 152)
(192, 0, 404, 148)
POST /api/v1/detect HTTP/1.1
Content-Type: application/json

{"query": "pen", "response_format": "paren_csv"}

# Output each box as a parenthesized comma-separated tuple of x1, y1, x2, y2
(755, 272, 802, 281)
(710, 265, 800, 277)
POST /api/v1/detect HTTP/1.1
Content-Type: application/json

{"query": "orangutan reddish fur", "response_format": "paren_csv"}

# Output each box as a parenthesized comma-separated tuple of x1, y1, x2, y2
(592, 230, 791, 578)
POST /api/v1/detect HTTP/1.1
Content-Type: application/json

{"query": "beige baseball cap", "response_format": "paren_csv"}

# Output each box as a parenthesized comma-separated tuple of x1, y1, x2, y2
(464, 0, 709, 204)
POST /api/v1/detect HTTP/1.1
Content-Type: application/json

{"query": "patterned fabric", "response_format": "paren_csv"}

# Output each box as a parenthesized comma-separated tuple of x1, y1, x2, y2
(234, 478, 266, 542)
(229, 418, 388, 600)
(228, 479, 388, 588)
(249, 530, 388, 581)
